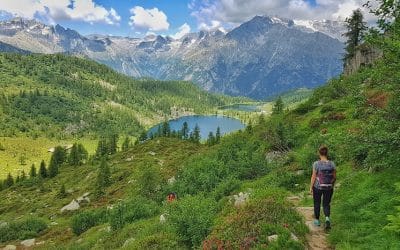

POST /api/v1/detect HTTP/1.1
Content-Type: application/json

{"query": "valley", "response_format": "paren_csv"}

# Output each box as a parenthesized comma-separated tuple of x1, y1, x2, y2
(1, 1, 400, 249)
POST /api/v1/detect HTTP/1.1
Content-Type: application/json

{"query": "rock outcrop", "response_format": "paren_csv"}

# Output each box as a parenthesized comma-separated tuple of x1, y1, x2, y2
(344, 44, 382, 75)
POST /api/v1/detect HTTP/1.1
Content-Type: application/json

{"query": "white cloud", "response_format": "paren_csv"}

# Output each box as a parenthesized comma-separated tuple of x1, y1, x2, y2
(129, 6, 169, 31)
(172, 23, 191, 39)
(189, 0, 377, 26)
(199, 20, 224, 31)
(0, 0, 121, 25)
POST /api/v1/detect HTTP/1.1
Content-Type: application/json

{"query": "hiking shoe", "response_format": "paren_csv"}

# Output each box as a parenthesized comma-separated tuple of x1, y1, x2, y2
(313, 219, 321, 226)
(325, 220, 331, 230)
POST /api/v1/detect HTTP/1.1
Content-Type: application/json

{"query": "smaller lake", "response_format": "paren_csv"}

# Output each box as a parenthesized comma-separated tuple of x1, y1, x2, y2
(220, 104, 261, 112)
(147, 115, 245, 140)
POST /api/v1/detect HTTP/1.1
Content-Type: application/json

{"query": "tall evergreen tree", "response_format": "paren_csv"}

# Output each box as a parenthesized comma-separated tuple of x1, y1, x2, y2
(20, 170, 27, 182)
(138, 132, 148, 142)
(68, 143, 80, 166)
(95, 158, 111, 196)
(193, 124, 201, 143)
(215, 127, 221, 143)
(343, 9, 367, 62)
(48, 146, 66, 178)
(29, 164, 37, 178)
(272, 96, 284, 115)
(181, 122, 189, 140)
(207, 132, 216, 146)
(77, 144, 88, 163)
(39, 160, 47, 178)
(4, 173, 14, 188)
(96, 138, 108, 158)
(121, 136, 131, 151)
(109, 134, 119, 154)
(58, 184, 67, 198)
(162, 122, 171, 137)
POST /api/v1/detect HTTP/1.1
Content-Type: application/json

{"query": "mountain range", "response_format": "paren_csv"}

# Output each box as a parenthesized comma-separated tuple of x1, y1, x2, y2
(0, 16, 345, 99)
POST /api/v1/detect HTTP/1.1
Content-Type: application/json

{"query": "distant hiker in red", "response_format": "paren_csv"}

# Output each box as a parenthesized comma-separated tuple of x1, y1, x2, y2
(309, 145, 336, 230)
(167, 192, 177, 203)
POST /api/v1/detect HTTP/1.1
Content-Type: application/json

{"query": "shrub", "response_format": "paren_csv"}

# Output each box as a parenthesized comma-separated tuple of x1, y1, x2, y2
(0, 218, 47, 242)
(205, 195, 307, 249)
(71, 209, 108, 235)
(109, 197, 159, 230)
(167, 195, 218, 248)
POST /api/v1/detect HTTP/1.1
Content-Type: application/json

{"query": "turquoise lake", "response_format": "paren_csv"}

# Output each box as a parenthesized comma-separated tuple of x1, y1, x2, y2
(148, 115, 246, 139)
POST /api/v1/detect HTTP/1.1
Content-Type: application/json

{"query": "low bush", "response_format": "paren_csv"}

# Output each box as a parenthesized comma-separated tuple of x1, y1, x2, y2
(109, 197, 159, 230)
(0, 217, 47, 242)
(71, 209, 108, 235)
(167, 195, 218, 248)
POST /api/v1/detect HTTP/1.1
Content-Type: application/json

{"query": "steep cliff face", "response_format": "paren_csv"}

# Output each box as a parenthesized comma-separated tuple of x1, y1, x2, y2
(344, 44, 383, 75)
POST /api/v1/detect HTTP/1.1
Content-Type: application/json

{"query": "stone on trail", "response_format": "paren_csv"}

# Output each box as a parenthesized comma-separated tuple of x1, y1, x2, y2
(21, 238, 35, 247)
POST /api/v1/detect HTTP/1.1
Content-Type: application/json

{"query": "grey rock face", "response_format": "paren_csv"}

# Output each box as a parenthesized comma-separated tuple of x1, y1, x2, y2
(0, 16, 344, 99)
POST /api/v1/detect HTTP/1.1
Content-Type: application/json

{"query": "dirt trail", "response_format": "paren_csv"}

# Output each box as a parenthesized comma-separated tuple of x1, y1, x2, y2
(288, 196, 332, 250)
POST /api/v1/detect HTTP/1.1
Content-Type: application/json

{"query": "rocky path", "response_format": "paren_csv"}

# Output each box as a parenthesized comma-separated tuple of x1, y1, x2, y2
(288, 196, 332, 250)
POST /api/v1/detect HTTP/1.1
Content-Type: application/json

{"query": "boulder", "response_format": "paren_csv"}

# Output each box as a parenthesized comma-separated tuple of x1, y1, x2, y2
(160, 214, 166, 223)
(2, 245, 16, 250)
(148, 151, 156, 156)
(61, 199, 80, 212)
(123, 238, 135, 248)
(233, 192, 250, 207)
(295, 170, 305, 176)
(167, 176, 176, 185)
(291, 232, 299, 241)
(267, 234, 278, 242)
(21, 238, 35, 247)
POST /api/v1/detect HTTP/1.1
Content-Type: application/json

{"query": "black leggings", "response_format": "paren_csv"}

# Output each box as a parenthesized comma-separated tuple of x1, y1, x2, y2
(313, 187, 334, 220)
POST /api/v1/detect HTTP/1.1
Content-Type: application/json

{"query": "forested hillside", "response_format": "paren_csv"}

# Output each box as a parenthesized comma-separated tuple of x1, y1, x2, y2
(0, 53, 242, 138)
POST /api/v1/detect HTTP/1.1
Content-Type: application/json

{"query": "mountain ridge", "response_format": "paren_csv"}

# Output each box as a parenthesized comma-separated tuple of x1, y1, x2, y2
(0, 16, 345, 99)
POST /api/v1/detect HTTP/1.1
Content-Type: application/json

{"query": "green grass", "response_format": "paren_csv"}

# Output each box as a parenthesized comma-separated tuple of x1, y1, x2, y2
(0, 136, 98, 179)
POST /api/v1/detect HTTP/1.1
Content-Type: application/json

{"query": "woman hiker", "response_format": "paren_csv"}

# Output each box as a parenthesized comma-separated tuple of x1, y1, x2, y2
(309, 145, 336, 230)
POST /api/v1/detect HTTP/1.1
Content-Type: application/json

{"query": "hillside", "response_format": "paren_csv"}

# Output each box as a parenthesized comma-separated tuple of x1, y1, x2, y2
(1, 42, 399, 248)
(0, 16, 344, 99)
(0, 52, 245, 178)
(1, 6, 400, 250)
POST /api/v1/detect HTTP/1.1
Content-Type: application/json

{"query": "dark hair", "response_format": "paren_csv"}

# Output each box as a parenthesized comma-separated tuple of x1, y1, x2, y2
(319, 145, 328, 156)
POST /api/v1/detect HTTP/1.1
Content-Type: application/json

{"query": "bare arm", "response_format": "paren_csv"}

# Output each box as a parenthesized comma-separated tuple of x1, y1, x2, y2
(310, 168, 316, 193)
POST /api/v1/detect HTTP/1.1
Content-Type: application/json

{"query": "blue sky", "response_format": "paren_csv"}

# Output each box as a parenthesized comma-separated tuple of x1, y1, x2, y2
(0, 0, 371, 38)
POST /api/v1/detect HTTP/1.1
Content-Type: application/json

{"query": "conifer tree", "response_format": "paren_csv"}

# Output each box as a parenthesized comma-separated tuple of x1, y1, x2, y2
(215, 127, 221, 143)
(29, 164, 37, 178)
(4, 173, 14, 188)
(207, 132, 216, 146)
(95, 158, 111, 196)
(181, 122, 189, 139)
(343, 9, 367, 62)
(193, 124, 201, 143)
(139, 132, 148, 142)
(95, 138, 108, 158)
(162, 122, 171, 137)
(39, 160, 47, 178)
(48, 146, 66, 178)
(58, 184, 67, 198)
(121, 136, 131, 151)
(272, 96, 284, 115)
(20, 170, 26, 182)
(68, 143, 80, 166)
(109, 134, 119, 154)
